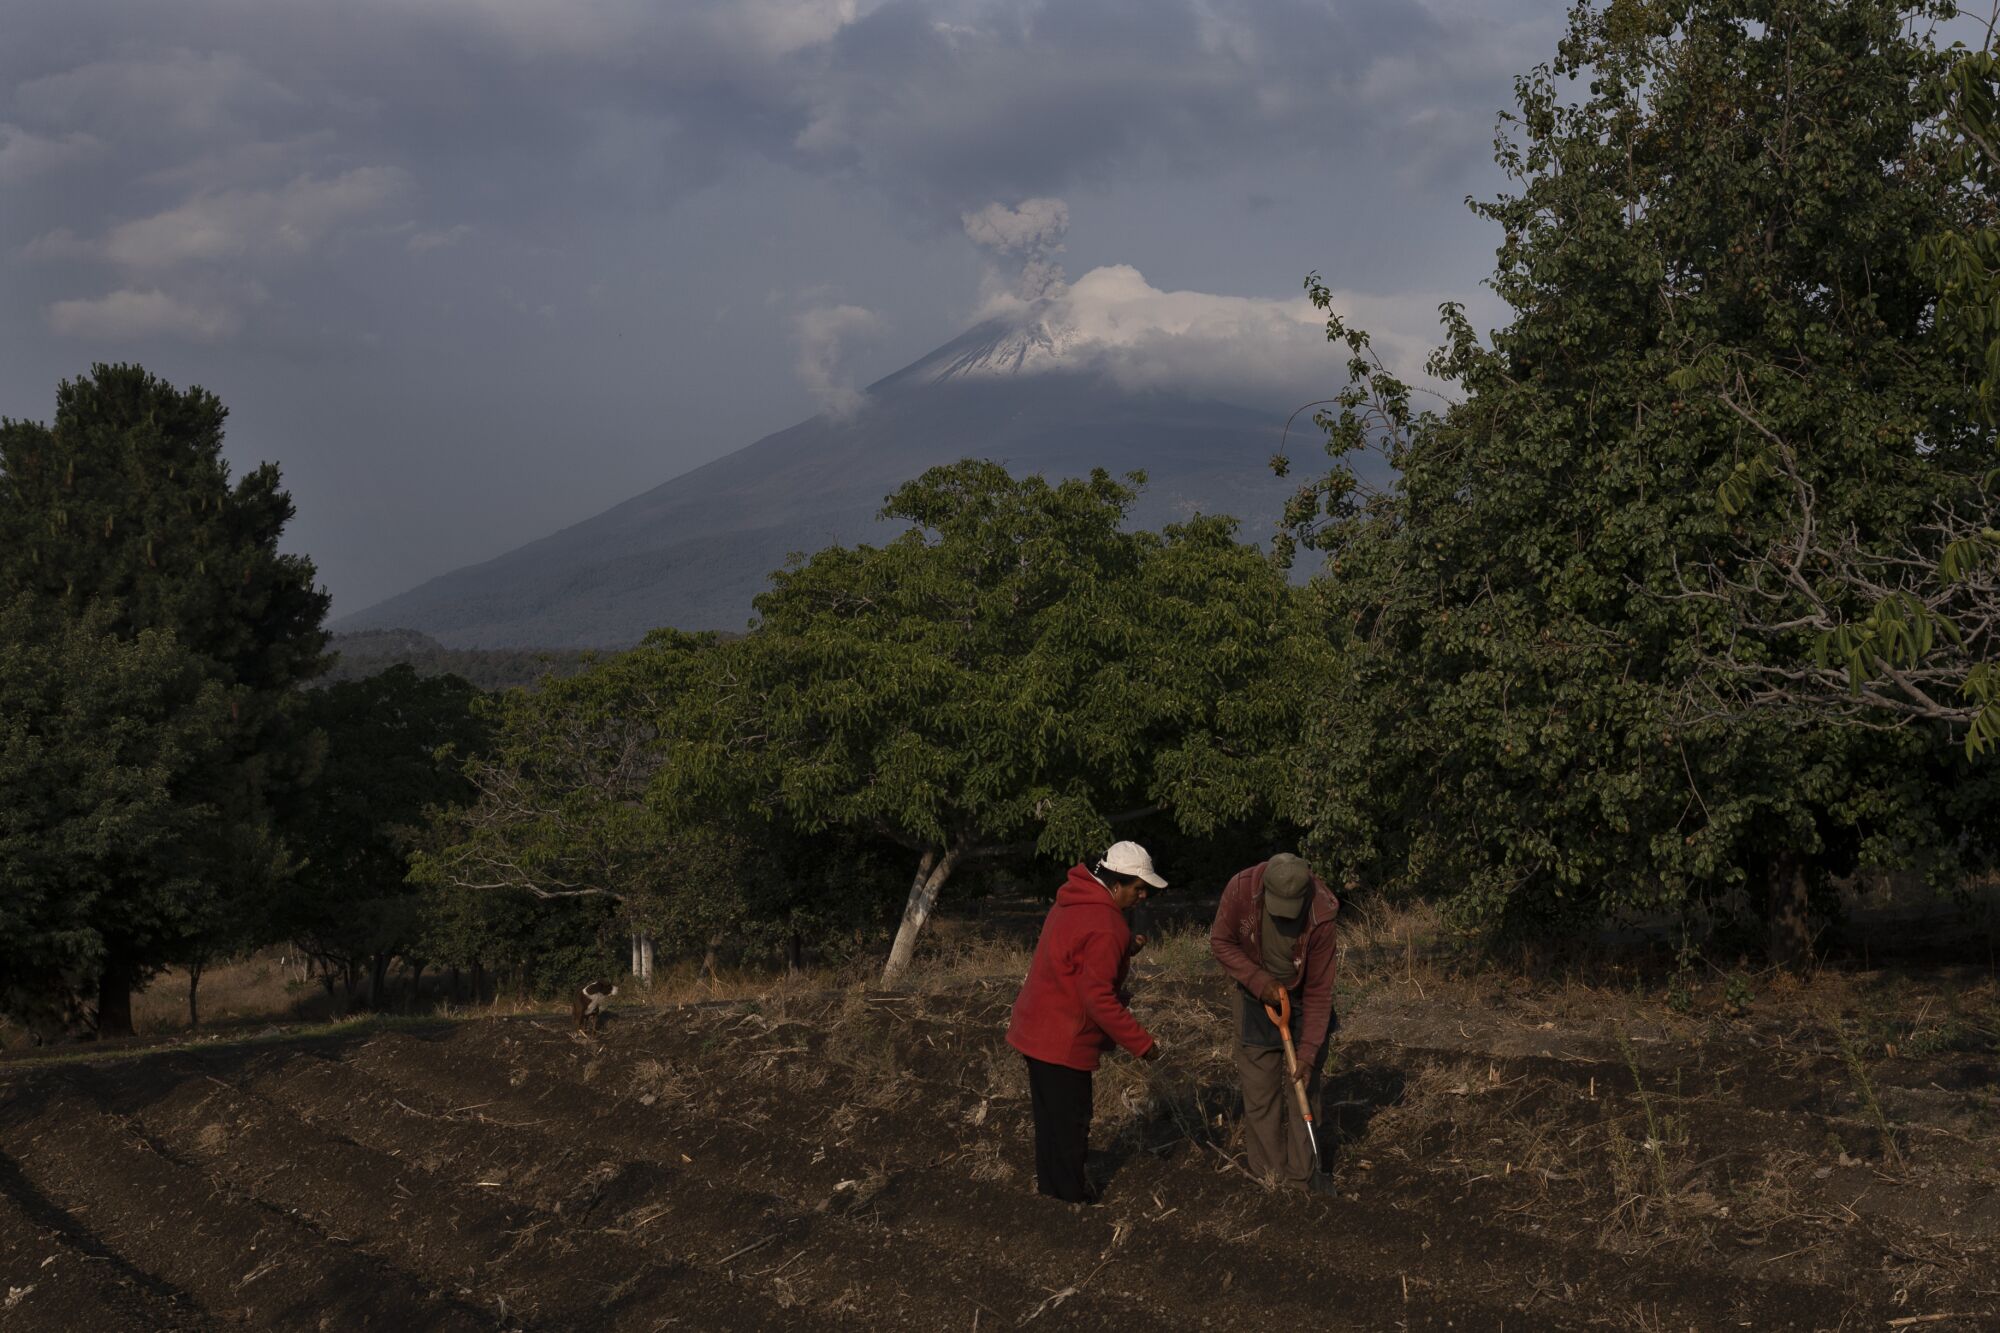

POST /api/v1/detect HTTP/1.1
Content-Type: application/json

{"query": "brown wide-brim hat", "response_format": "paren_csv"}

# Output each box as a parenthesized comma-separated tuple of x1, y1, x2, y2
(1262, 853, 1313, 919)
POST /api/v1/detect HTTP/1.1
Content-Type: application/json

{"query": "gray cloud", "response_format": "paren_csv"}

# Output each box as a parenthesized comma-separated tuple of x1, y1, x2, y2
(15, 48, 301, 140)
(792, 302, 887, 415)
(1, 0, 1568, 612)
(962, 196, 1069, 302)
(961, 197, 1067, 259)
(407, 224, 474, 253)
(47, 287, 245, 342)
(91, 168, 406, 269)
(6, 1, 1553, 246)
(0, 122, 100, 182)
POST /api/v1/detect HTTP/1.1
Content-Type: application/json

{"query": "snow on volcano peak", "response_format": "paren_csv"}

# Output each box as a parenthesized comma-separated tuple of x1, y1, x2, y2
(866, 305, 1082, 392)
(869, 264, 1332, 401)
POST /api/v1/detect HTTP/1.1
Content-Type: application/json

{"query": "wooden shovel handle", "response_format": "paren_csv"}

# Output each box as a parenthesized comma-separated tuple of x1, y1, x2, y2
(1264, 989, 1316, 1130)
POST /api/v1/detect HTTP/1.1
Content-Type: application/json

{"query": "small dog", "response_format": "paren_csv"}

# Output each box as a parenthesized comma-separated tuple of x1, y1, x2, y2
(573, 980, 619, 1034)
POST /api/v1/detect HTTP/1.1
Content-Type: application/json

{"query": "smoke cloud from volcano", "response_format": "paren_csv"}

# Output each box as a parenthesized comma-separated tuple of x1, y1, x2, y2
(962, 197, 1069, 305)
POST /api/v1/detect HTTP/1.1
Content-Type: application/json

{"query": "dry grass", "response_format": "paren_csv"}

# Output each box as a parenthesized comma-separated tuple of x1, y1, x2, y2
(36, 889, 1447, 1050)
(1142, 924, 1217, 980)
(895, 925, 1033, 991)
(128, 952, 332, 1035)
(1325, 896, 1455, 1002)
(1337, 895, 1448, 955)
(628, 1057, 699, 1110)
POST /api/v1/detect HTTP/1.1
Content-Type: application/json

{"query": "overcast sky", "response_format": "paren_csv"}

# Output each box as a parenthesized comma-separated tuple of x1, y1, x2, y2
(3, 0, 1569, 613)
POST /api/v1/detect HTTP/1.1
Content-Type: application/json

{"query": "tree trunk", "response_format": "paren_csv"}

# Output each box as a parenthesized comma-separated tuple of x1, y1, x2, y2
(96, 957, 135, 1038)
(471, 960, 485, 1003)
(449, 965, 461, 1001)
(408, 961, 426, 1008)
(369, 953, 391, 1009)
(880, 842, 967, 988)
(639, 935, 655, 985)
(631, 932, 642, 977)
(1768, 849, 1813, 973)
(187, 961, 204, 1030)
(786, 930, 804, 976)
(701, 931, 723, 979)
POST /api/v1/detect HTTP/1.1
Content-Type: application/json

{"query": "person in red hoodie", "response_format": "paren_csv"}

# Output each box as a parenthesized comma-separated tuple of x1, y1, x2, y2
(1005, 841, 1165, 1203)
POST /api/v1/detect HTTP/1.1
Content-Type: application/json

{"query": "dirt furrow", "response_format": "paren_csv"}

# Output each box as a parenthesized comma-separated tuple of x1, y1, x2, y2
(63, 1056, 711, 1332)
(0, 1079, 494, 1332)
(357, 1021, 1560, 1330)
(233, 1047, 876, 1331)
(4, 983, 1979, 1332)
(337, 1028, 1168, 1329)
(622, 1005, 1901, 1329)
(0, 1151, 210, 1332)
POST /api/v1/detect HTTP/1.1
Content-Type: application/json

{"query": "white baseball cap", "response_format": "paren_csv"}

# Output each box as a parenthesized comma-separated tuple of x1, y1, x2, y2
(1100, 840, 1167, 889)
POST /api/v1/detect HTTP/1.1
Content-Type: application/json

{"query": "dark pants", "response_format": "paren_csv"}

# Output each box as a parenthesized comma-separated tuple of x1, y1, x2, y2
(1024, 1056, 1094, 1202)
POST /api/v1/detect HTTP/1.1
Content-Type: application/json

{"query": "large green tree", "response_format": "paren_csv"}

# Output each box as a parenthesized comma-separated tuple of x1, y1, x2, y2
(0, 597, 229, 1038)
(1689, 36, 2000, 754)
(0, 365, 329, 1031)
(276, 665, 487, 1009)
(1289, 0, 1999, 961)
(411, 633, 760, 968)
(669, 460, 1313, 985)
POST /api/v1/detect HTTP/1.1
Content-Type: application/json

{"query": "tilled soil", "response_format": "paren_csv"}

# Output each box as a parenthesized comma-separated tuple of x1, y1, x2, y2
(2, 976, 1995, 1331)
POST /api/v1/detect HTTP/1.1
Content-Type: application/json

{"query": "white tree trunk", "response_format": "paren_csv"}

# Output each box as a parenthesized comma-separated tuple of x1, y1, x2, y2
(879, 842, 965, 988)
(639, 934, 655, 985)
(631, 933, 642, 977)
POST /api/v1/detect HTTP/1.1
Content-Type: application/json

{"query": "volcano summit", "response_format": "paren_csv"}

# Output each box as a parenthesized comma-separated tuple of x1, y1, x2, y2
(336, 308, 1321, 647)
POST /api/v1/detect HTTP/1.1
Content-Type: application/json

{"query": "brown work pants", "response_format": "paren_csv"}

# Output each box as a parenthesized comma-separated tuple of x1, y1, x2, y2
(1234, 997, 1324, 1188)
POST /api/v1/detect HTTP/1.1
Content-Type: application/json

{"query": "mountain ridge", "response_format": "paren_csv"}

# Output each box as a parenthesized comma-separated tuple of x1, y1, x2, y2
(335, 314, 1335, 647)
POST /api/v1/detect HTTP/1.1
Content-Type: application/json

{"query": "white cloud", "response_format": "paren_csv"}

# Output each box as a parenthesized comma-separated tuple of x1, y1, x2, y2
(408, 223, 474, 252)
(47, 288, 243, 342)
(792, 302, 886, 415)
(37, 168, 409, 270)
(968, 263, 1477, 407)
(142, 132, 339, 192)
(409, 0, 876, 62)
(19, 228, 94, 262)
(16, 50, 299, 139)
(0, 123, 101, 183)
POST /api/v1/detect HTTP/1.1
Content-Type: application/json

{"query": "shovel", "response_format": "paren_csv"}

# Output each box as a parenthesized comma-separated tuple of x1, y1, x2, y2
(1263, 987, 1320, 1165)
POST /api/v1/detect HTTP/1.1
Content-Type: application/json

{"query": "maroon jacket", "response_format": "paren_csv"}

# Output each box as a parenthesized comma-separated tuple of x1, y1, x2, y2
(1209, 860, 1340, 1069)
(1006, 864, 1156, 1071)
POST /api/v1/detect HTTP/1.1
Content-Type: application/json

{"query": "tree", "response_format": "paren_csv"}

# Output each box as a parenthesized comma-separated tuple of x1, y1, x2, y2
(670, 460, 1312, 985)
(1287, 0, 1999, 963)
(0, 364, 330, 1031)
(411, 633, 758, 970)
(0, 597, 229, 1038)
(1682, 35, 2000, 754)
(275, 666, 487, 1009)
(417, 881, 627, 1003)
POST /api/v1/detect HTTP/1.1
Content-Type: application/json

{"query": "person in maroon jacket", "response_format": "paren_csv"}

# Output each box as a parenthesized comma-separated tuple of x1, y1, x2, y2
(1209, 853, 1339, 1189)
(1005, 841, 1165, 1203)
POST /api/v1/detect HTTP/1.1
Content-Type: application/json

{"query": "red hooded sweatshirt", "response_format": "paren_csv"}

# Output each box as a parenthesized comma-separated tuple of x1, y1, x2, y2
(1006, 864, 1156, 1071)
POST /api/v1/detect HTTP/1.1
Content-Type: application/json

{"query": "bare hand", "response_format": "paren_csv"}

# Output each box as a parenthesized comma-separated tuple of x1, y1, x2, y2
(1140, 1042, 1162, 1062)
(1260, 980, 1287, 1006)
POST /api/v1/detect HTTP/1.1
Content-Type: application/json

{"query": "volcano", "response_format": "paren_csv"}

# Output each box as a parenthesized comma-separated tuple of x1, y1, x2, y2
(335, 314, 1329, 647)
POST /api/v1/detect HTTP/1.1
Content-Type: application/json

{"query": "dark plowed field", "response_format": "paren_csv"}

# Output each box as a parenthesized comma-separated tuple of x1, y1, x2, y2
(4, 973, 1996, 1330)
